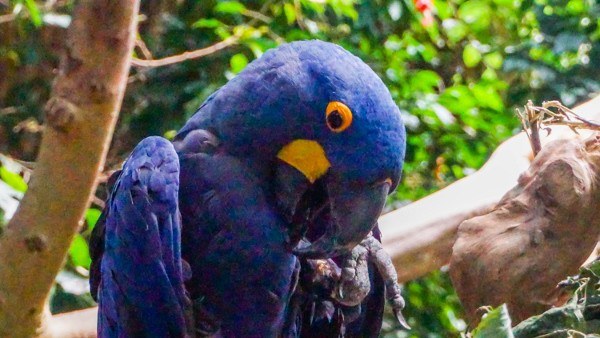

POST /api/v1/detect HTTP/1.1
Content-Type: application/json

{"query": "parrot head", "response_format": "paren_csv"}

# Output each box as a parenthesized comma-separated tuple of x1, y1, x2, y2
(177, 40, 406, 258)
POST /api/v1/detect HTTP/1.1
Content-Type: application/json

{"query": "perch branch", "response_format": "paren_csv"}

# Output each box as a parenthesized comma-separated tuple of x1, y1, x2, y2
(380, 94, 600, 282)
(0, 0, 139, 336)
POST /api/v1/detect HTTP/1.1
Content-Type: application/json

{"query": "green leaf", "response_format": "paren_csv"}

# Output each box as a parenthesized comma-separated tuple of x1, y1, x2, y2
(69, 234, 91, 269)
(458, 1, 491, 31)
(442, 19, 468, 44)
(0, 166, 27, 192)
(472, 304, 514, 338)
(438, 85, 477, 114)
(463, 44, 482, 68)
(23, 0, 42, 27)
(409, 70, 442, 93)
(230, 53, 248, 74)
(472, 84, 504, 111)
(484, 52, 504, 69)
(283, 3, 296, 25)
(214, 1, 246, 14)
(85, 208, 102, 231)
(192, 18, 225, 29)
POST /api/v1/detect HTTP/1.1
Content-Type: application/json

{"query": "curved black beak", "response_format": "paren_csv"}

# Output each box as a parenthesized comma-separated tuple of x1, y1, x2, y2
(293, 179, 391, 258)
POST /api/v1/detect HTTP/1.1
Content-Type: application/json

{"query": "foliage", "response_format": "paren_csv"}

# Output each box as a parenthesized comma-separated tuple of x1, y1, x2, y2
(1, 0, 600, 335)
(472, 304, 514, 338)
(512, 260, 600, 337)
(382, 270, 465, 337)
(463, 261, 600, 337)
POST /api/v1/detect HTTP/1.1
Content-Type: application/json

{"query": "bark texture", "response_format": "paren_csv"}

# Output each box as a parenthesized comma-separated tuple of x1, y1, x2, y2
(0, 1, 139, 336)
(450, 135, 600, 324)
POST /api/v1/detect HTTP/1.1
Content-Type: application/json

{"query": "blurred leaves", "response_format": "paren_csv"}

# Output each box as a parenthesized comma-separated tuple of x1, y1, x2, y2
(512, 260, 600, 337)
(85, 208, 102, 231)
(68, 235, 91, 270)
(382, 270, 465, 337)
(472, 304, 514, 338)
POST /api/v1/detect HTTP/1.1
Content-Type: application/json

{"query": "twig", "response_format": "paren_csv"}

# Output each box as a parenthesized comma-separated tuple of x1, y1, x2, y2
(12, 117, 44, 133)
(242, 9, 272, 23)
(0, 106, 18, 115)
(516, 100, 600, 156)
(135, 37, 153, 60)
(0, 13, 16, 24)
(516, 101, 542, 156)
(131, 36, 239, 68)
(91, 195, 105, 209)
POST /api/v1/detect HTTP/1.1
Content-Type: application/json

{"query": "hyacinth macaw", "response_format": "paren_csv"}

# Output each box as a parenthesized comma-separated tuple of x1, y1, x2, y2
(90, 40, 407, 337)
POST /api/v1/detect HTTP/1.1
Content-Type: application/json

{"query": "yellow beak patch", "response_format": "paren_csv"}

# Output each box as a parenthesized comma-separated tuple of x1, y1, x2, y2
(277, 139, 331, 183)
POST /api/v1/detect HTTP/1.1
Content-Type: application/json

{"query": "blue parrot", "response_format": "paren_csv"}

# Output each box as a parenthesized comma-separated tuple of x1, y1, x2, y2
(90, 40, 406, 337)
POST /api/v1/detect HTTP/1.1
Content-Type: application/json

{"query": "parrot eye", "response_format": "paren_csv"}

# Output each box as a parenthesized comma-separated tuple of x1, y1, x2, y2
(326, 101, 353, 133)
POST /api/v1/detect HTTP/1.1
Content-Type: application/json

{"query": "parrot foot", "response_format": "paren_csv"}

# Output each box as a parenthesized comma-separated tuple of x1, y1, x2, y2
(333, 243, 371, 307)
(361, 235, 411, 330)
(292, 234, 410, 334)
(331, 235, 410, 330)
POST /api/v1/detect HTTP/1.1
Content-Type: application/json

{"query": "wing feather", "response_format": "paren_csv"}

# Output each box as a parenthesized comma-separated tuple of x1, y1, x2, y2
(90, 136, 189, 338)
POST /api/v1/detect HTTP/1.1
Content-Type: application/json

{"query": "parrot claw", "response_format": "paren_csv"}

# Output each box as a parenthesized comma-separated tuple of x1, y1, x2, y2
(361, 233, 411, 331)
(337, 283, 344, 299)
(309, 301, 316, 325)
(393, 308, 411, 330)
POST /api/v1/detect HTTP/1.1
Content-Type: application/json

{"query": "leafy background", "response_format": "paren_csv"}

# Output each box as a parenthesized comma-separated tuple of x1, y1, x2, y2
(1, 0, 599, 336)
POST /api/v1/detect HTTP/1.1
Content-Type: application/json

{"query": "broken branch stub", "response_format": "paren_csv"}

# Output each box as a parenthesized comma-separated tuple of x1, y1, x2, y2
(450, 134, 600, 324)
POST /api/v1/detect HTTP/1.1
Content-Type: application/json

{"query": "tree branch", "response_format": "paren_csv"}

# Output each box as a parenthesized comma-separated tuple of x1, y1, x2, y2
(380, 94, 600, 283)
(44, 307, 98, 338)
(451, 134, 600, 323)
(0, 13, 16, 24)
(131, 36, 238, 68)
(0, 0, 139, 336)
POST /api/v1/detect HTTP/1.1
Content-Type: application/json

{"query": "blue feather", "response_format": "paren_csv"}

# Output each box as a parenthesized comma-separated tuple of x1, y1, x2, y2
(91, 137, 188, 337)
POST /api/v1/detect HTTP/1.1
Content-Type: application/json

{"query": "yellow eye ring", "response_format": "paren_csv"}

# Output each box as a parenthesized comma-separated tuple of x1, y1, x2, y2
(325, 101, 353, 133)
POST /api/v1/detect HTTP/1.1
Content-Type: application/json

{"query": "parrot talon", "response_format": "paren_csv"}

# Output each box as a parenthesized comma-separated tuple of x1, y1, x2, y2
(363, 233, 410, 331)
(309, 301, 316, 325)
(393, 308, 411, 330)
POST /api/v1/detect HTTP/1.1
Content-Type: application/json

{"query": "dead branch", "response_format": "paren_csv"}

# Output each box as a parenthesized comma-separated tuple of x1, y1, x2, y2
(380, 94, 600, 283)
(450, 134, 600, 324)
(131, 36, 238, 68)
(517, 100, 600, 156)
(0, 13, 15, 24)
(0, 0, 139, 336)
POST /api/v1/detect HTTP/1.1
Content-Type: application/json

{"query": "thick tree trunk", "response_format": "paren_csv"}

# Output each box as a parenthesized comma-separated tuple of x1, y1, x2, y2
(0, 1, 139, 336)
